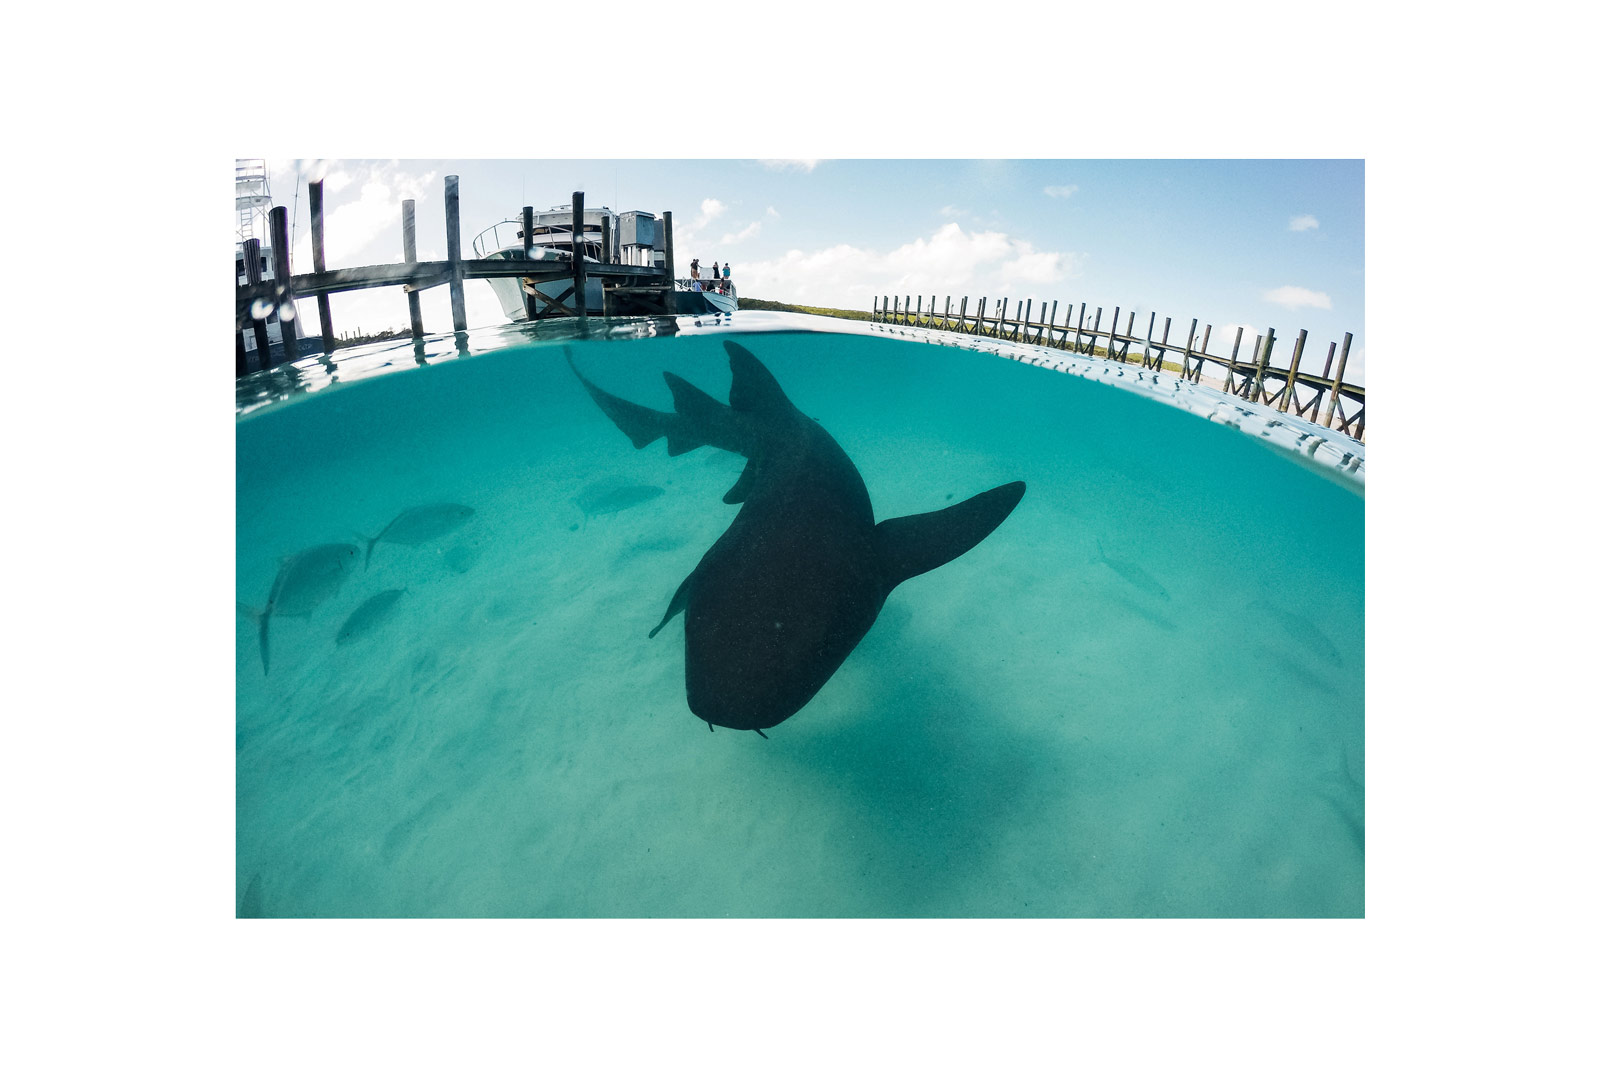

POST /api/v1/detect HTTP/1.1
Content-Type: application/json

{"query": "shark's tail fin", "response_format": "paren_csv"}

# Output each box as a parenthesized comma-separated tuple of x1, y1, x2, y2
(566, 348, 750, 457)
(874, 481, 1026, 592)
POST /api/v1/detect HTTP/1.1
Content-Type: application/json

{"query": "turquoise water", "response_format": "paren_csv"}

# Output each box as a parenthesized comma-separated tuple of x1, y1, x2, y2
(236, 316, 1364, 917)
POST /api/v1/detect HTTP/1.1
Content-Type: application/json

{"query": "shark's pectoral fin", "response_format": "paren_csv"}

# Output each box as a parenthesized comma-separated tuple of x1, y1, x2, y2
(648, 568, 697, 638)
(723, 454, 761, 504)
(874, 481, 1026, 591)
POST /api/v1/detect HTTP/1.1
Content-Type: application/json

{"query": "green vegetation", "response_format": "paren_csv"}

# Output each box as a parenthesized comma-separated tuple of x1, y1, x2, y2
(736, 297, 874, 322)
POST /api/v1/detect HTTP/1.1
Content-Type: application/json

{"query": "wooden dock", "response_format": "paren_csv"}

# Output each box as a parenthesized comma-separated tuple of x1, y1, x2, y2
(871, 295, 1365, 442)
(236, 176, 682, 373)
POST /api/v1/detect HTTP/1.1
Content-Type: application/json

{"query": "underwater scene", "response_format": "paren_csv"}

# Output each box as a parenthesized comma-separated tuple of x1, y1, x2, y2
(236, 315, 1364, 917)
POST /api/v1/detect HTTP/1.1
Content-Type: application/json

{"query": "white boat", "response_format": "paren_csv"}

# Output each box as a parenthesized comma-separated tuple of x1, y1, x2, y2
(472, 203, 737, 321)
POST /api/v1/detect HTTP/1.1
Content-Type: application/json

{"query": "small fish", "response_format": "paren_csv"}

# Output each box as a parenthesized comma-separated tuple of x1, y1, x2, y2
(1250, 599, 1344, 668)
(572, 482, 665, 519)
(238, 543, 361, 674)
(362, 503, 475, 568)
(1263, 647, 1337, 696)
(442, 543, 481, 574)
(239, 872, 264, 918)
(336, 588, 407, 646)
(1094, 538, 1170, 601)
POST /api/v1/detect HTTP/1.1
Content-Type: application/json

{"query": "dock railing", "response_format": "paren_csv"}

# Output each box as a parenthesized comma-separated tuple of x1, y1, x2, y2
(871, 294, 1365, 442)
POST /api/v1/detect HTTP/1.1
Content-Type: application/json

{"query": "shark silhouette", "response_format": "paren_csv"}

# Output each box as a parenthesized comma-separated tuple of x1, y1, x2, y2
(569, 341, 1025, 735)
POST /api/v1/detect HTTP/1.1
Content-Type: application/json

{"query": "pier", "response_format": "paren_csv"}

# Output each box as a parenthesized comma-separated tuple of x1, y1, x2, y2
(871, 295, 1365, 442)
(235, 176, 682, 373)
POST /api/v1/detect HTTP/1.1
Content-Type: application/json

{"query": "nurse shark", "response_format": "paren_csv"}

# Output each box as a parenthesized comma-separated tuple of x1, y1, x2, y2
(568, 341, 1025, 736)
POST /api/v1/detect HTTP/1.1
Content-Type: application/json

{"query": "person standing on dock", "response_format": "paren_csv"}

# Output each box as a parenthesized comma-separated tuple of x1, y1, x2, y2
(690, 258, 700, 281)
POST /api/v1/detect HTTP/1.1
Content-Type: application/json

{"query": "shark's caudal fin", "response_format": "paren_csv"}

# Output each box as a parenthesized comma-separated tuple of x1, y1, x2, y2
(873, 481, 1026, 592)
(566, 348, 752, 457)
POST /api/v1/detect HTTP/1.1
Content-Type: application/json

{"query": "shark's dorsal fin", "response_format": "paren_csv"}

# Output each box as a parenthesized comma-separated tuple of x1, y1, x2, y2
(662, 372, 748, 456)
(873, 481, 1026, 592)
(725, 342, 797, 416)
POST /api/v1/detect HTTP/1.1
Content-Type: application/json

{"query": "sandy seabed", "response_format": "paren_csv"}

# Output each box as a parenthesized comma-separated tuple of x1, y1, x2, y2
(236, 328, 1363, 917)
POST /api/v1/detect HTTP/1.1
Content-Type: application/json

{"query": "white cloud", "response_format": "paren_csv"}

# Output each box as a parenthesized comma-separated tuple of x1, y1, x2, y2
(1003, 249, 1068, 283)
(1213, 324, 1265, 354)
(758, 159, 820, 172)
(938, 205, 964, 218)
(1345, 347, 1366, 384)
(1289, 214, 1320, 231)
(765, 206, 780, 218)
(1043, 185, 1079, 199)
(695, 199, 726, 228)
(1264, 285, 1332, 310)
(290, 163, 436, 269)
(673, 198, 730, 251)
(720, 221, 761, 245)
(734, 222, 1082, 309)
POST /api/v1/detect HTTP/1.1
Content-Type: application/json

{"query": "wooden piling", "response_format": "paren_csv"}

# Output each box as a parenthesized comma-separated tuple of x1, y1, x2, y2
(571, 191, 587, 325)
(242, 237, 272, 367)
(1281, 328, 1308, 411)
(1250, 328, 1275, 403)
(268, 207, 298, 363)
(1221, 326, 1244, 394)
(444, 176, 466, 333)
(521, 206, 535, 320)
(1325, 332, 1352, 427)
(661, 211, 677, 314)
(402, 200, 425, 339)
(1195, 324, 1212, 381)
(309, 180, 335, 354)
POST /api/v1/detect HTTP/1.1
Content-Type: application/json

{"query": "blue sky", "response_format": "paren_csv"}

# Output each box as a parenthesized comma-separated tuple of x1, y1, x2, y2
(252, 158, 1364, 383)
